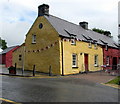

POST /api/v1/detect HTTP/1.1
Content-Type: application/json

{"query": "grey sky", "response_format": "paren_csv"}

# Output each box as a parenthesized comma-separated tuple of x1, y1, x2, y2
(0, 0, 119, 46)
(118, 1, 120, 34)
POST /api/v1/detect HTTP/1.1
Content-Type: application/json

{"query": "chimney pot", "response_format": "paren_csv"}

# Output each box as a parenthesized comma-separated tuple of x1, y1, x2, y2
(38, 4, 49, 16)
(79, 21, 88, 29)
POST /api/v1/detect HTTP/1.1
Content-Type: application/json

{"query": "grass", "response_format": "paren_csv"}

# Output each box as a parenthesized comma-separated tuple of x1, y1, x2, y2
(106, 76, 120, 85)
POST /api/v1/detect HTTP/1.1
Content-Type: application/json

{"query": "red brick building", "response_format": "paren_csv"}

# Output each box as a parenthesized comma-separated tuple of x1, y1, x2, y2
(0, 46, 19, 67)
(102, 45, 120, 70)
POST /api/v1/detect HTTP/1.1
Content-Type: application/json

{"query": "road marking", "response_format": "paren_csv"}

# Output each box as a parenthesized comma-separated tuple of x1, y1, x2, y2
(19, 76, 61, 79)
(101, 83, 120, 89)
(0, 98, 21, 104)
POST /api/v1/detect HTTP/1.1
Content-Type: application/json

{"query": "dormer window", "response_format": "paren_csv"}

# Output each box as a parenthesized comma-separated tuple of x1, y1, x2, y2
(88, 42, 92, 48)
(94, 43, 98, 49)
(32, 34, 36, 43)
(105, 45, 108, 51)
(71, 39, 76, 45)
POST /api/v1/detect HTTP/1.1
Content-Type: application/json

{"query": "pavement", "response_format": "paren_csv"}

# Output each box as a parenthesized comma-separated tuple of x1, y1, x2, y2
(0, 65, 52, 78)
(69, 72, 117, 83)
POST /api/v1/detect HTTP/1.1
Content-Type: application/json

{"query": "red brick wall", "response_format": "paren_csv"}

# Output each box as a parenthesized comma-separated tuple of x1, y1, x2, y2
(103, 47, 120, 70)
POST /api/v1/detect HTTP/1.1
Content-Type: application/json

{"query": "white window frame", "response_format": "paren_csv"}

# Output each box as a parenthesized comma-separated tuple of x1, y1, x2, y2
(94, 43, 98, 49)
(72, 54, 77, 67)
(32, 34, 36, 43)
(105, 45, 108, 51)
(94, 55, 98, 66)
(88, 42, 92, 48)
(106, 56, 110, 65)
(71, 39, 76, 45)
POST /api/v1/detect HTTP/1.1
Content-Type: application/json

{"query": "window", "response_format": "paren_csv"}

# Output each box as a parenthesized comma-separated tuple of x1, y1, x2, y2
(105, 45, 108, 51)
(106, 56, 110, 65)
(94, 55, 98, 66)
(72, 54, 77, 67)
(19, 55, 22, 61)
(88, 42, 92, 48)
(39, 23, 43, 29)
(71, 39, 76, 45)
(94, 43, 98, 49)
(32, 35, 36, 43)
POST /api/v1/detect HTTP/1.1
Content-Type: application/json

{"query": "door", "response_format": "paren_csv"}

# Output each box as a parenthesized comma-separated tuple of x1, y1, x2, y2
(112, 57, 117, 70)
(84, 54, 89, 71)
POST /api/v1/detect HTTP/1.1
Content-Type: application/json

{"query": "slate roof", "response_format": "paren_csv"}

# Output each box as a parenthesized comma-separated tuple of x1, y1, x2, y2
(45, 15, 118, 48)
(0, 46, 19, 54)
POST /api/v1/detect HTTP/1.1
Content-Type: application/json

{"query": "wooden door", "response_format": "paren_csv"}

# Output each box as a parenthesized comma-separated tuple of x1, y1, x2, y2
(112, 57, 117, 70)
(84, 54, 89, 71)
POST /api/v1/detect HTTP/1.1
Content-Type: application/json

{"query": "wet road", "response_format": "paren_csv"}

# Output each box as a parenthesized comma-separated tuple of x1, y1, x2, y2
(1, 75, 119, 103)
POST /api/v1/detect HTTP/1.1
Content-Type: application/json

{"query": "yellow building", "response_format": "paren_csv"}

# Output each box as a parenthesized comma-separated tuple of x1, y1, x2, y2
(13, 43, 25, 69)
(13, 4, 105, 75)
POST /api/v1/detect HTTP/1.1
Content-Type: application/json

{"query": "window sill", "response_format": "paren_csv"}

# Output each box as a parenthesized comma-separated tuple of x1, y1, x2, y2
(32, 42, 36, 44)
(72, 66, 78, 69)
(88, 46, 92, 48)
(94, 64, 99, 67)
(94, 48, 98, 50)
(71, 44, 76, 46)
(106, 64, 110, 67)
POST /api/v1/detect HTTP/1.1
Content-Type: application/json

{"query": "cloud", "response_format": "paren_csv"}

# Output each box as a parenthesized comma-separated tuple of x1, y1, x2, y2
(0, 0, 119, 46)
(1, 21, 32, 46)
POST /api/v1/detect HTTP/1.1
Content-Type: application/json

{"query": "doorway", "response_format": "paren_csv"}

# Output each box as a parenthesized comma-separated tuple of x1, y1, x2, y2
(112, 57, 117, 70)
(84, 54, 89, 71)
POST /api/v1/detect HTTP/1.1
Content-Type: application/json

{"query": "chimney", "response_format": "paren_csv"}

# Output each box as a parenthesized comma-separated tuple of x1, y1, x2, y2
(38, 4, 49, 16)
(79, 21, 88, 29)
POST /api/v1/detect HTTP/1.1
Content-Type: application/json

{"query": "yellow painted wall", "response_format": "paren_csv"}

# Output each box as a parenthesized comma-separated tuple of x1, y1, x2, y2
(59, 39, 103, 75)
(12, 45, 25, 69)
(13, 16, 103, 76)
(24, 16, 61, 75)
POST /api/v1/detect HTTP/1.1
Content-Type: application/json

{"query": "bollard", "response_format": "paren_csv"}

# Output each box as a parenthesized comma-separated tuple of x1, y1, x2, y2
(14, 63, 17, 74)
(15, 63, 17, 70)
(33, 65, 36, 76)
(49, 65, 52, 76)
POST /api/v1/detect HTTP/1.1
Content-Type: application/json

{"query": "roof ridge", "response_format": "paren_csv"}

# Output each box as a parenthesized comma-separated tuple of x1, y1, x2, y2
(48, 14, 80, 27)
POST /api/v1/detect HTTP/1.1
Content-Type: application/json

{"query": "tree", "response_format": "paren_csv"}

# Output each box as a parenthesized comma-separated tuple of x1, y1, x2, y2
(92, 28, 112, 37)
(0, 37, 7, 50)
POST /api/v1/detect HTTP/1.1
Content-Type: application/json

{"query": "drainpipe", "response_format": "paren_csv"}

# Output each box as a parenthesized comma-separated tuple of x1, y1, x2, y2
(61, 38, 64, 76)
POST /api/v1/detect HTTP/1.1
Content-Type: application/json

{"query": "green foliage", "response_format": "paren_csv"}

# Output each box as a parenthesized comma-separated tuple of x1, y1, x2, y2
(106, 76, 120, 85)
(0, 37, 7, 50)
(92, 28, 112, 37)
